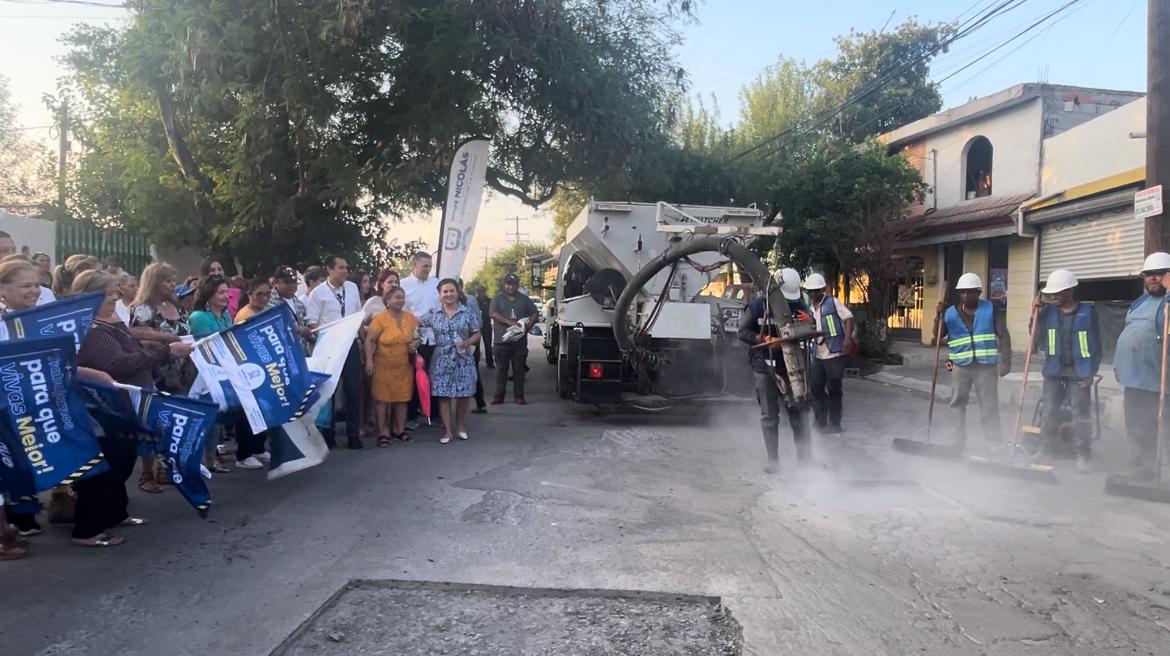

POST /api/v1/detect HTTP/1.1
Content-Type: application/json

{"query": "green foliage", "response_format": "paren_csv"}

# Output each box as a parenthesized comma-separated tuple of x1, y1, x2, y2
(469, 241, 547, 297)
(59, 0, 691, 272)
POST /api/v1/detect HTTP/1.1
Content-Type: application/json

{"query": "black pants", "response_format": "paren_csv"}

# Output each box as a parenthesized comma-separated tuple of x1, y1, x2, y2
(1124, 387, 1160, 472)
(494, 342, 528, 399)
(809, 357, 846, 428)
(754, 372, 810, 463)
(233, 412, 268, 461)
(72, 435, 137, 539)
(408, 344, 437, 421)
(473, 345, 486, 409)
(482, 325, 494, 367)
(326, 342, 362, 441)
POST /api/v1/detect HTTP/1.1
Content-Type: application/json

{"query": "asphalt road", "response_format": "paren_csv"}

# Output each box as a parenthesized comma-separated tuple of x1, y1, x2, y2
(5, 345, 1170, 655)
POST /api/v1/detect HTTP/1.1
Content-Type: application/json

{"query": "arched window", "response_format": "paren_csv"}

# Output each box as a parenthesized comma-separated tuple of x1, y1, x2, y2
(963, 136, 993, 199)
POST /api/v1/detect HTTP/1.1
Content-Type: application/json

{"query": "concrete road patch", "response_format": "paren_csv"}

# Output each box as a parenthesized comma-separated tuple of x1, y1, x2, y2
(272, 580, 743, 656)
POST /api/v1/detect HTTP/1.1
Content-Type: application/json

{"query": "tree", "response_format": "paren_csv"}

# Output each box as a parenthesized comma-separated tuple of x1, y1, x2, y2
(814, 20, 952, 143)
(776, 139, 926, 354)
(0, 75, 55, 214)
(469, 242, 547, 297)
(59, 0, 692, 272)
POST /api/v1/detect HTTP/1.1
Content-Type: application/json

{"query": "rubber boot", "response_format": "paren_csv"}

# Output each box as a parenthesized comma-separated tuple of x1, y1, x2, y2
(762, 429, 780, 474)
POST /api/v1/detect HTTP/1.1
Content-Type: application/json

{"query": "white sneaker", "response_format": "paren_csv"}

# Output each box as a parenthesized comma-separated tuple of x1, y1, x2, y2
(256, 452, 271, 464)
(236, 456, 264, 470)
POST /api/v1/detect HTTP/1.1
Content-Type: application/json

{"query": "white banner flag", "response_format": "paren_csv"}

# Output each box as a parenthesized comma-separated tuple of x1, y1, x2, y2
(437, 138, 490, 279)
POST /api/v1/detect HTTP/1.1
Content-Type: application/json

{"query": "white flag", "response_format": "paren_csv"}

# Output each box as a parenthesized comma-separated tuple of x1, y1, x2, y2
(437, 138, 490, 279)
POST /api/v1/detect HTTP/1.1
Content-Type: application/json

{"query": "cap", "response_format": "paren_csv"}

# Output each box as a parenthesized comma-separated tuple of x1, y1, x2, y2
(273, 265, 298, 281)
(503, 273, 520, 285)
(175, 284, 195, 298)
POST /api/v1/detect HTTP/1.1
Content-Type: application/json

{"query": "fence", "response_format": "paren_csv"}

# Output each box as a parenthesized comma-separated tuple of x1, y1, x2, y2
(56, 222, 153, 276)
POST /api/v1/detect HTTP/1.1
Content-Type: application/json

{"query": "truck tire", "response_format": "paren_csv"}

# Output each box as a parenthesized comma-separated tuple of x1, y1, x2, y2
(557, 328, 580, 399)
(545, 325, 558, 364)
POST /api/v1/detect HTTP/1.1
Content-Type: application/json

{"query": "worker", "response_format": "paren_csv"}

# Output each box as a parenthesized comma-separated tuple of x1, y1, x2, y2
(1113, 252, 1170, 481)
(1031, 269, 1101, 472)
(936, 273, 1012, 449)
(738, 268, 812, 473)
(802, 273, 854, 433)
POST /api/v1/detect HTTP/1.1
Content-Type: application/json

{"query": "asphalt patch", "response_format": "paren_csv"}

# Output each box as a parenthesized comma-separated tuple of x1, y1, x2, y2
(271, 579, 743, 656)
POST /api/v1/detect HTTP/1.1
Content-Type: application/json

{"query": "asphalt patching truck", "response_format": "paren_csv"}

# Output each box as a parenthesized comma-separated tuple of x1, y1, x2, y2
(544, 201, 789, 407)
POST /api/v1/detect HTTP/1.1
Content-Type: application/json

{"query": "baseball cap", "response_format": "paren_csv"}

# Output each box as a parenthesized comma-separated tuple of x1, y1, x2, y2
(273, 265, 298, 281)
(175, 284, 195, 298)
(503, 273, 520, 284)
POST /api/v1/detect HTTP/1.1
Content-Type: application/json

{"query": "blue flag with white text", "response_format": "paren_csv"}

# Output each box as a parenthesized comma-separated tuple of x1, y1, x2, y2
(140, 392, 218, 517)
(0, 292, 105, 353)
(190, 303, 314, 434)
(79, 380, 150, 437)
(0, 419, 39, 511)
(0, 335, 106, 492)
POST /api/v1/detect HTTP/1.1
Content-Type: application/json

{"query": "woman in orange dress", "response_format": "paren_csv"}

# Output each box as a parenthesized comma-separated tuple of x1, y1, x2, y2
(364, 287, 421, 447)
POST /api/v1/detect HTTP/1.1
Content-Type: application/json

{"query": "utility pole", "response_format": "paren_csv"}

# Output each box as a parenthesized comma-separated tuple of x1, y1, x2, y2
(56, 99, 70, 207)
(504, 216, 529, 245)
(1145, 0, 1169, 254)
(480, 245, 493, 265)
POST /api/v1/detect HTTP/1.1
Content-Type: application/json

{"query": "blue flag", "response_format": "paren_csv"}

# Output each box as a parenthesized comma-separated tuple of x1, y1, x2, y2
(0, 335, 106, 492)
(79, 380, 150, 437)
(140, 392, 218, 517)
(0, 419, 39, 511)
(0, 292, 105, 353)
(190, 303, 314, 434)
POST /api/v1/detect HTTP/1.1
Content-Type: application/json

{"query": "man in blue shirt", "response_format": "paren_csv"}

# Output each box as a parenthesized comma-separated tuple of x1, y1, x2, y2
(737, 268, 812, 474)
(1114, 252, 1170, 480)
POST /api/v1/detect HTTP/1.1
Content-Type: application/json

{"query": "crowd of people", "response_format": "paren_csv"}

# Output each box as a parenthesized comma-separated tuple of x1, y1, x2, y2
(0, 231, 543, 559)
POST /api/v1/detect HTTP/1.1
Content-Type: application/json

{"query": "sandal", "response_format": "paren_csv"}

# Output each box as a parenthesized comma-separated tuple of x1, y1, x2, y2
(377, 435, 392, 448)
(119, 517, 149, 527)
(0, 539, 27, 560)
(210, 462, 232, 474)
(72, 533, 125, 548)
(439, 435, 452, 444)
(457, 431, 469, 441)
(396, 432, 412, 443)
(137, 471, 163, 494)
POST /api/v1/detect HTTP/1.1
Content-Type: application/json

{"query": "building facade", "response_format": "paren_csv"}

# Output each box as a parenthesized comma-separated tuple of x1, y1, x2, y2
(881, 84, 1143, 348)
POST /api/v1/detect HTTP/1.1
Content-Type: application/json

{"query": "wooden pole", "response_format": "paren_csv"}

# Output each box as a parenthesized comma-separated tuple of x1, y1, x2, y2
(1144, 0, 1170, 254)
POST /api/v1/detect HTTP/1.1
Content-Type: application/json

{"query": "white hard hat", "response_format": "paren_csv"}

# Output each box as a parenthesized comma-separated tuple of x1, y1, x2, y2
(802, 272, 828, 291)
(1041, 269, 1078, 294)
(954, 272, 983, 290)
(775, 267, 802, 300)
(1141, 251, 1170, 273)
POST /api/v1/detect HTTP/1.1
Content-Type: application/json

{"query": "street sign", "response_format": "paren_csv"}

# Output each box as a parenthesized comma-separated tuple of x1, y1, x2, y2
(1136, 185, 1163, 220)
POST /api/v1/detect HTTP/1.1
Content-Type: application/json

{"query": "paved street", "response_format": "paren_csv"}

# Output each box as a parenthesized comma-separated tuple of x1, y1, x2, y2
(5, 345, 1170, 656)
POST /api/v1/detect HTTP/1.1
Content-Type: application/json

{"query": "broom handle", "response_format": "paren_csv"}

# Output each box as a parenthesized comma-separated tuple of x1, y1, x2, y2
(1157, 305, 1169, 482)
(926, 304, 946, 439)
(1011, 299, 1042, 449)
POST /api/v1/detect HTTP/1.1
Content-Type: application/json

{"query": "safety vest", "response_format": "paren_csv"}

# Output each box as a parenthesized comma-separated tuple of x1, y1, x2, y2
(1042, 302, 1096, 378)
(816, 297, 845, 355)
(945, 300, 998, 366)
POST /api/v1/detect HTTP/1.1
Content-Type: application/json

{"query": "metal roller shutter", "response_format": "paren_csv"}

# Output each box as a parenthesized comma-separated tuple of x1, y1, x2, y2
(1038, 208, 1143, 280)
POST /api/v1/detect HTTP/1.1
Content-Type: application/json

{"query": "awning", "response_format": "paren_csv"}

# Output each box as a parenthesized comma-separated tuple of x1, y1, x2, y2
(896, 192, 1035, 247)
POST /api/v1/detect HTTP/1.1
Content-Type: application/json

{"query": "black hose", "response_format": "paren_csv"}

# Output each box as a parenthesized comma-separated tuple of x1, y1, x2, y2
(612, 236, 790, 366)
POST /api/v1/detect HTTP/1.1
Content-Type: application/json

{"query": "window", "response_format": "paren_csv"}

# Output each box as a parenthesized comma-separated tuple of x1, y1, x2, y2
(963, 136, 993, 199)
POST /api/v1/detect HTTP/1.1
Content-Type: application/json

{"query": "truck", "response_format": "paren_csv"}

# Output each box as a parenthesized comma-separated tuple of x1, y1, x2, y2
(545, 201, 784, 406)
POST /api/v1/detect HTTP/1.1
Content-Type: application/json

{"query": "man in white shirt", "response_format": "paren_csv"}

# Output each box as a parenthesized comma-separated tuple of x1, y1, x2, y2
(304, 255, 364, 450)
(399, 252, 440, 426)
(803, 273, 855, 434)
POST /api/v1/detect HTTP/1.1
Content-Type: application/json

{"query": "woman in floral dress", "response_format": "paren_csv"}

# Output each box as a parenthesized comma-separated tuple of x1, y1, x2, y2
(420, 279, 481, 444)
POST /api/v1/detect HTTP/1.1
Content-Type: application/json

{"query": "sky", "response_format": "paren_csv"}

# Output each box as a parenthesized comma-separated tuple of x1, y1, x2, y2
(0, 0, 1149, 277)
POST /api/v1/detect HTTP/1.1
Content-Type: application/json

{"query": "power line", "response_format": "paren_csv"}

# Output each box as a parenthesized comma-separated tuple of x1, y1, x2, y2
(0, 0, 127, 7)
(721, 0, 1035, 166)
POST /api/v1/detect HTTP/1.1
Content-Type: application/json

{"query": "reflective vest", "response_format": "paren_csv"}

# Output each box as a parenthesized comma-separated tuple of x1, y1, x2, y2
(816, 297, 845, 355)
(1042, 302, 1097, 378)
(945, 300, 998, 366)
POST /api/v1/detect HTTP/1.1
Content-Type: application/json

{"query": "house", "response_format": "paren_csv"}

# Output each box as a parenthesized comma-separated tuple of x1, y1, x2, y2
(1020, 97, 1147, 357)
(880, 84, 1144, 348)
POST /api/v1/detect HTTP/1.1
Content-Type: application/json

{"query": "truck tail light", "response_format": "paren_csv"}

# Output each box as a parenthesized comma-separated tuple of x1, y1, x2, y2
(588, 362, 604, 379)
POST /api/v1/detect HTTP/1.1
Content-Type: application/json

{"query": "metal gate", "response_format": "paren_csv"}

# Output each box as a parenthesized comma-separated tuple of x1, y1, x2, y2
(1039, 208, 1142, 281)
(55, 222, 153, 276)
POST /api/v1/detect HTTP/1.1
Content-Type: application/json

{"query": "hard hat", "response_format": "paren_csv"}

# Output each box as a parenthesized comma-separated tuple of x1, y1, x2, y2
(774, 267, 802, 300)
(802, 272, 828, 291)
(954, 272, 983, 290)
(1141, 251, 1170, 274)
(1041, 269, 1078, 294)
